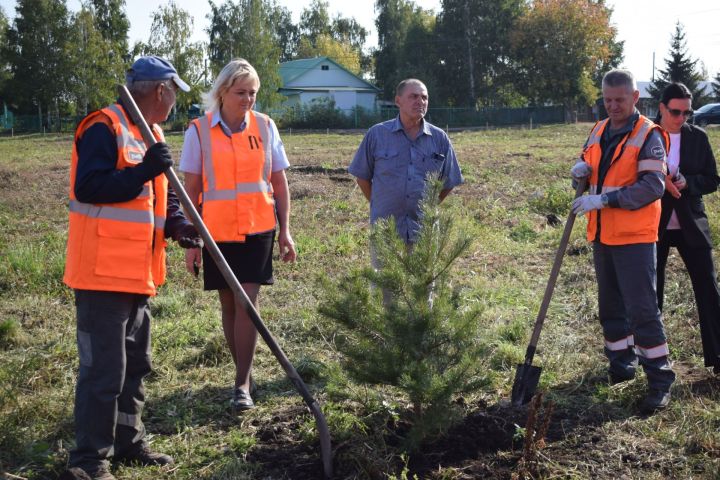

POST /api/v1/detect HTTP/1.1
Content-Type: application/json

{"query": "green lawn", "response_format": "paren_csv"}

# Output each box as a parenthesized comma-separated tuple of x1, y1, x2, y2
(1, 124, 719, 479)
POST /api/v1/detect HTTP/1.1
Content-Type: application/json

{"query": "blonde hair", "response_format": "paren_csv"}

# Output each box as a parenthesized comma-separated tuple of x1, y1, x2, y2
(203, 58, 261, 112)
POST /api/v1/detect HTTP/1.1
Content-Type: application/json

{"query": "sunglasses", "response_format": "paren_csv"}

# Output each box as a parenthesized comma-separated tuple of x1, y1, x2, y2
(666, 107, 693, 117)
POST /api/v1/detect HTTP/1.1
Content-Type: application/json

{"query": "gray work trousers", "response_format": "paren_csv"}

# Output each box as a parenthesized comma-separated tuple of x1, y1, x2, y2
(593, 242, 675, 391)
(68, 290, 152, 473)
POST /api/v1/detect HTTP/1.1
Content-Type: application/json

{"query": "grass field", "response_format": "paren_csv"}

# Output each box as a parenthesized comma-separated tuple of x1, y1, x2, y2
(1, 124, 719, 479)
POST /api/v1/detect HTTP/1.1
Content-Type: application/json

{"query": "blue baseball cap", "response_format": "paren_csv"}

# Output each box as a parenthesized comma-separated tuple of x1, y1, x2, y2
(126, 55, 190, 92)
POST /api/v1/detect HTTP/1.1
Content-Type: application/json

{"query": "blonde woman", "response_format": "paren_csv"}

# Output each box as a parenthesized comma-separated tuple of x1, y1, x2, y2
(180, 59, 296, 410)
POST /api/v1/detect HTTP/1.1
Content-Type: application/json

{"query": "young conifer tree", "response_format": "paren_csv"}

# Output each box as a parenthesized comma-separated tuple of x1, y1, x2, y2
(319, 178, 488, 446)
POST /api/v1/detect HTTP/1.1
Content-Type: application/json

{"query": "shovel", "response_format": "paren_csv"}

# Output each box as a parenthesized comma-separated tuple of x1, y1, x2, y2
(118, 86, 333, 478)
(510, 177, 587, 406)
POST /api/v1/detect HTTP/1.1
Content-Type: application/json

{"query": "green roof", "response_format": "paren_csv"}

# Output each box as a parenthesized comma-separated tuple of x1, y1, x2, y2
(279, 56, 380, 92)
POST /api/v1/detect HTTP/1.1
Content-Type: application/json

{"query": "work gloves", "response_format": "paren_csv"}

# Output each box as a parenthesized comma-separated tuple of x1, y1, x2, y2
(174, 224, 203, 249)
(570, 161, 592, 179)
(135, 142, 174, 183)
(572, 194, 606, 216)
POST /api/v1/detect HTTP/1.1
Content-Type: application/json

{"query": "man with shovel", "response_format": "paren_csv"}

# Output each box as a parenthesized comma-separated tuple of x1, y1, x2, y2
(61, 56, 200, 480)
(570, 69, 675, 414)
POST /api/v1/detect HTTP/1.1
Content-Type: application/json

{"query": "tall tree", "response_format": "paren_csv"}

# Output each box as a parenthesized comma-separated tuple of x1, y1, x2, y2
(207, 0, 284, 109)
(298, 0, 332, 46)
(270, 6, 298, 63)
(297, 33, 361, 74)
(375, 0, 434, 100)
(647, 22, 708, 109)
(66, 6, 121, 114)
(436, 0, 524, 107)
(137, 0, 205, 111)
(91, 0, 129, 59)
(713, 71, 720, 102)
(3, 0, 71, 116)
(331, 16, 370, 73)
(510, 0, 620, 109)
(0, 8, 10, 104)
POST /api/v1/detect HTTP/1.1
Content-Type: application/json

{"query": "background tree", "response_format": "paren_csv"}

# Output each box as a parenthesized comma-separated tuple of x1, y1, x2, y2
(207, 0, 284, 109)
(296, 1, 369, 76)
(436, 0, 524, 107)
(712, 71, 720, 102)
(66, 6, 121, 114)
(270, 6, 298, 63)
(374, 0, 436, 100)
(91, 0, 129, 60)
(0, 8, 10, 105)
(510, 0, 620, 110)
(297, 34, 361, 75)
(3, 0, 71, 119)
(137, 0, 205, 112)
(648, 22, 709, 109)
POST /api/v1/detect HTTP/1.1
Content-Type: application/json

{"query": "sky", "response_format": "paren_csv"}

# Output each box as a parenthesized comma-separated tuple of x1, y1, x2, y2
(1, 0, 719, 82)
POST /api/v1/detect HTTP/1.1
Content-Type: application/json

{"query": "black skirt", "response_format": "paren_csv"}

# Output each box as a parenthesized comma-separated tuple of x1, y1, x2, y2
(202, 231, 275, 290)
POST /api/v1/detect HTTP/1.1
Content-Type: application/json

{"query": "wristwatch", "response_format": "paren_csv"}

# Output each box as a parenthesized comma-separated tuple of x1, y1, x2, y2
(601, 193, 609, 207)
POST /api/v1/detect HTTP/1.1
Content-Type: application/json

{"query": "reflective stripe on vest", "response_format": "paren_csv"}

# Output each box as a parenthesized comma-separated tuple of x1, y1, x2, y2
(196, 112, 273, 198)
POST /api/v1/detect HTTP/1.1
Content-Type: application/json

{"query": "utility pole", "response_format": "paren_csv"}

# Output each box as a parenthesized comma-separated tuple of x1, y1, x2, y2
(652, 51, 655, 82)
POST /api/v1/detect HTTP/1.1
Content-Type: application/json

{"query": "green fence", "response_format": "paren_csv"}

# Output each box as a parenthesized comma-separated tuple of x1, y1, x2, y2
(2, 105, 566, 135)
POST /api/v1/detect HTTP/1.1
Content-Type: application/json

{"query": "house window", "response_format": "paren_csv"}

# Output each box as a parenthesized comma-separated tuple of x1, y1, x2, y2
(321, 65, 329, 71)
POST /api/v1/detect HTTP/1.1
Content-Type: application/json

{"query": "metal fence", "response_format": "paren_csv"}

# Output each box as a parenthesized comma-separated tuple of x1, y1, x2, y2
(1, 104, 567, 135)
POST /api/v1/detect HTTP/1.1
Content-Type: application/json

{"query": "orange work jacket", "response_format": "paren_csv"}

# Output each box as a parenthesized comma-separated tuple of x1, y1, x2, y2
(582, 114, 668, 245)
(190, 110, 275, 242)
(63, 103, 168, 296)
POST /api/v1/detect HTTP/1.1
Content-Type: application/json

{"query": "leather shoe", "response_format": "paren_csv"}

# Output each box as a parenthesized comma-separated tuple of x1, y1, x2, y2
(639, 389, 671, 414)
(115, 443, 174, 466)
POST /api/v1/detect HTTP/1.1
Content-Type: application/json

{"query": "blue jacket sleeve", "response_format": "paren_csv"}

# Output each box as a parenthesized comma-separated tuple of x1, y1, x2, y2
(74, 123, 147, 203)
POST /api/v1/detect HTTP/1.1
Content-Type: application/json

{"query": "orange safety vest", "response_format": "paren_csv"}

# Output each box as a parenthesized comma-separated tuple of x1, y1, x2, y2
(191, 110, 276, 242)
(582, 115, 668, 245)
(63, 103, 168, 296)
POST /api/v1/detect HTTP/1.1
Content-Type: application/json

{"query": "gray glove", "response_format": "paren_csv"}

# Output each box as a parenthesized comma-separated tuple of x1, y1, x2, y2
(570, 161, 592, 179)
(572, 194, 605, 215)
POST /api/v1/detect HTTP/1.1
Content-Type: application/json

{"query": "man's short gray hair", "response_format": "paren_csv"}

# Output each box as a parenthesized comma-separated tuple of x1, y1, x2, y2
(395, 78, 427, 97)
(126, 79, 169, 98)
(602, 69, 637, 92)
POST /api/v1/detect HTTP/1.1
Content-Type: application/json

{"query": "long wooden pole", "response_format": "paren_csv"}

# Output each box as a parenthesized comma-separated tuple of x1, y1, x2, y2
(118, 85, 333, 478)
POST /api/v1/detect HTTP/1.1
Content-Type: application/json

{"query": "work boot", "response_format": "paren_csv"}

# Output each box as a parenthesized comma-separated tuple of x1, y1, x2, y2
(639, 389, 671, 414)
(115, 443, 174, 467)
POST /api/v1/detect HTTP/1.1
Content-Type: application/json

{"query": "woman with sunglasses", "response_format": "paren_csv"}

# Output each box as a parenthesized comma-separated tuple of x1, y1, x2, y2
(656, 82, 720, 375)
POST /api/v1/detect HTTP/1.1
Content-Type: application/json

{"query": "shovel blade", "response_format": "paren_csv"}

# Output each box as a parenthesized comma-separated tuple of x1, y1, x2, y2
(511, 363, 542, 406)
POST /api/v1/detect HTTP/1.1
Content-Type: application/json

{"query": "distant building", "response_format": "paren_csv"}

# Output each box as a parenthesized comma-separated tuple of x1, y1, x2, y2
(278, 57, 381, 113)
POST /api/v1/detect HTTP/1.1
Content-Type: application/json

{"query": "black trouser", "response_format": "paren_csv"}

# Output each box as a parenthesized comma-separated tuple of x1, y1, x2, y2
(657, 230, 720, 369)
(68, 290, 152, 473)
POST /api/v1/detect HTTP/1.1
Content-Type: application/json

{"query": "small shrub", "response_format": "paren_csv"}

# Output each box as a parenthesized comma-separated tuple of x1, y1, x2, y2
(529, 185, 573, 217)
(0, 318, 20, 348)
(318, 179, 489, 449)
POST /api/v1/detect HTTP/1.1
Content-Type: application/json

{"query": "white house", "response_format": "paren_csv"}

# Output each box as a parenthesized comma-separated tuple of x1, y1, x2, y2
(278, 57, 381, 113)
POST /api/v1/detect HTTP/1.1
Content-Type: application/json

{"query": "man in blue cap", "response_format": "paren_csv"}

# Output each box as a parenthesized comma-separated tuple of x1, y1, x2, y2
(60, 56, 197, 480)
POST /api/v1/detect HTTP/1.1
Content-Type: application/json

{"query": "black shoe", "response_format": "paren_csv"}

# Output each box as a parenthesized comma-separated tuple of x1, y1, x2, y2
(115, 443, 174, 466)
(639, 389, 671, 414)
(608, 370, 635, 385)
(230, 387, 255, 411)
